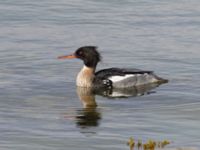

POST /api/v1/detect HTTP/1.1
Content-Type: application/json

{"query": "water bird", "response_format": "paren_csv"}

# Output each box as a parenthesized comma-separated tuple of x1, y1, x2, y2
(58, 46, 168, 89)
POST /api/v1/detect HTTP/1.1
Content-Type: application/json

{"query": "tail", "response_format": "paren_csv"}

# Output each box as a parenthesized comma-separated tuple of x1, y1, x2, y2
(154, 75, 168, 84)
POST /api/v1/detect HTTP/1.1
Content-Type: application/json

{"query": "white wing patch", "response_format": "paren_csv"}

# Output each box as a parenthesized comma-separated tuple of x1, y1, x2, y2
(108, 74, 134, 83)
(109, 91, 133, 97)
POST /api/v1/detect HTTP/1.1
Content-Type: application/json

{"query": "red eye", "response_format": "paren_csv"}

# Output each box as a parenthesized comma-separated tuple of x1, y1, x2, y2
(79, 51, 83, 55)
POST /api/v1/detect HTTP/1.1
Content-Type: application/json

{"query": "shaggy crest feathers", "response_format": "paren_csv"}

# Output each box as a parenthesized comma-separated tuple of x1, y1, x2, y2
(75, 46, 101, 68)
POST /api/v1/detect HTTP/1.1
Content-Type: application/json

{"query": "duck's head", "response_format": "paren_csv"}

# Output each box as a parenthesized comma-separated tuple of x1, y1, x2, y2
(58, 46, 101, 68)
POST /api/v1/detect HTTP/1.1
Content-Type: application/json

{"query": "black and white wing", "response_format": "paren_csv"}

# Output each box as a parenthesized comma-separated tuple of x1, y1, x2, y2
(95, 68, 167, 88)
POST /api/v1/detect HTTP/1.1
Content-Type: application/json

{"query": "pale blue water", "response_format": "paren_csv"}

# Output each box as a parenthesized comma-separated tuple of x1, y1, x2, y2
(0, 0, 200, 149)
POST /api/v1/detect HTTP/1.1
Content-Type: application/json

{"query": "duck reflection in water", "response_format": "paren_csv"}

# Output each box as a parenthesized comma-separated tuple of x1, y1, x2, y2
(75, 87, 101, 130)
(75, 82, 164, 130)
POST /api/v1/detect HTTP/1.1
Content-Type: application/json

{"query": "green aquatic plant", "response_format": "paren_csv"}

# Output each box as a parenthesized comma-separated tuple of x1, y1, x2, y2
(127, 137, 170, 150)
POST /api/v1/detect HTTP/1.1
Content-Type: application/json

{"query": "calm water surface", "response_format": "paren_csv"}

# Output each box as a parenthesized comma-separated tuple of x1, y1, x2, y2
(0, 0, 200, 149)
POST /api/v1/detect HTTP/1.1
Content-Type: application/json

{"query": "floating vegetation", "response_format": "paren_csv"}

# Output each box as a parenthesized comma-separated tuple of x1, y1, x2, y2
(127, 137, 170, 150)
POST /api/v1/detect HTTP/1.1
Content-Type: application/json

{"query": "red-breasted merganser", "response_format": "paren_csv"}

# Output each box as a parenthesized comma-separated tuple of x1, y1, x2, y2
(58, 46, 168, 88)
